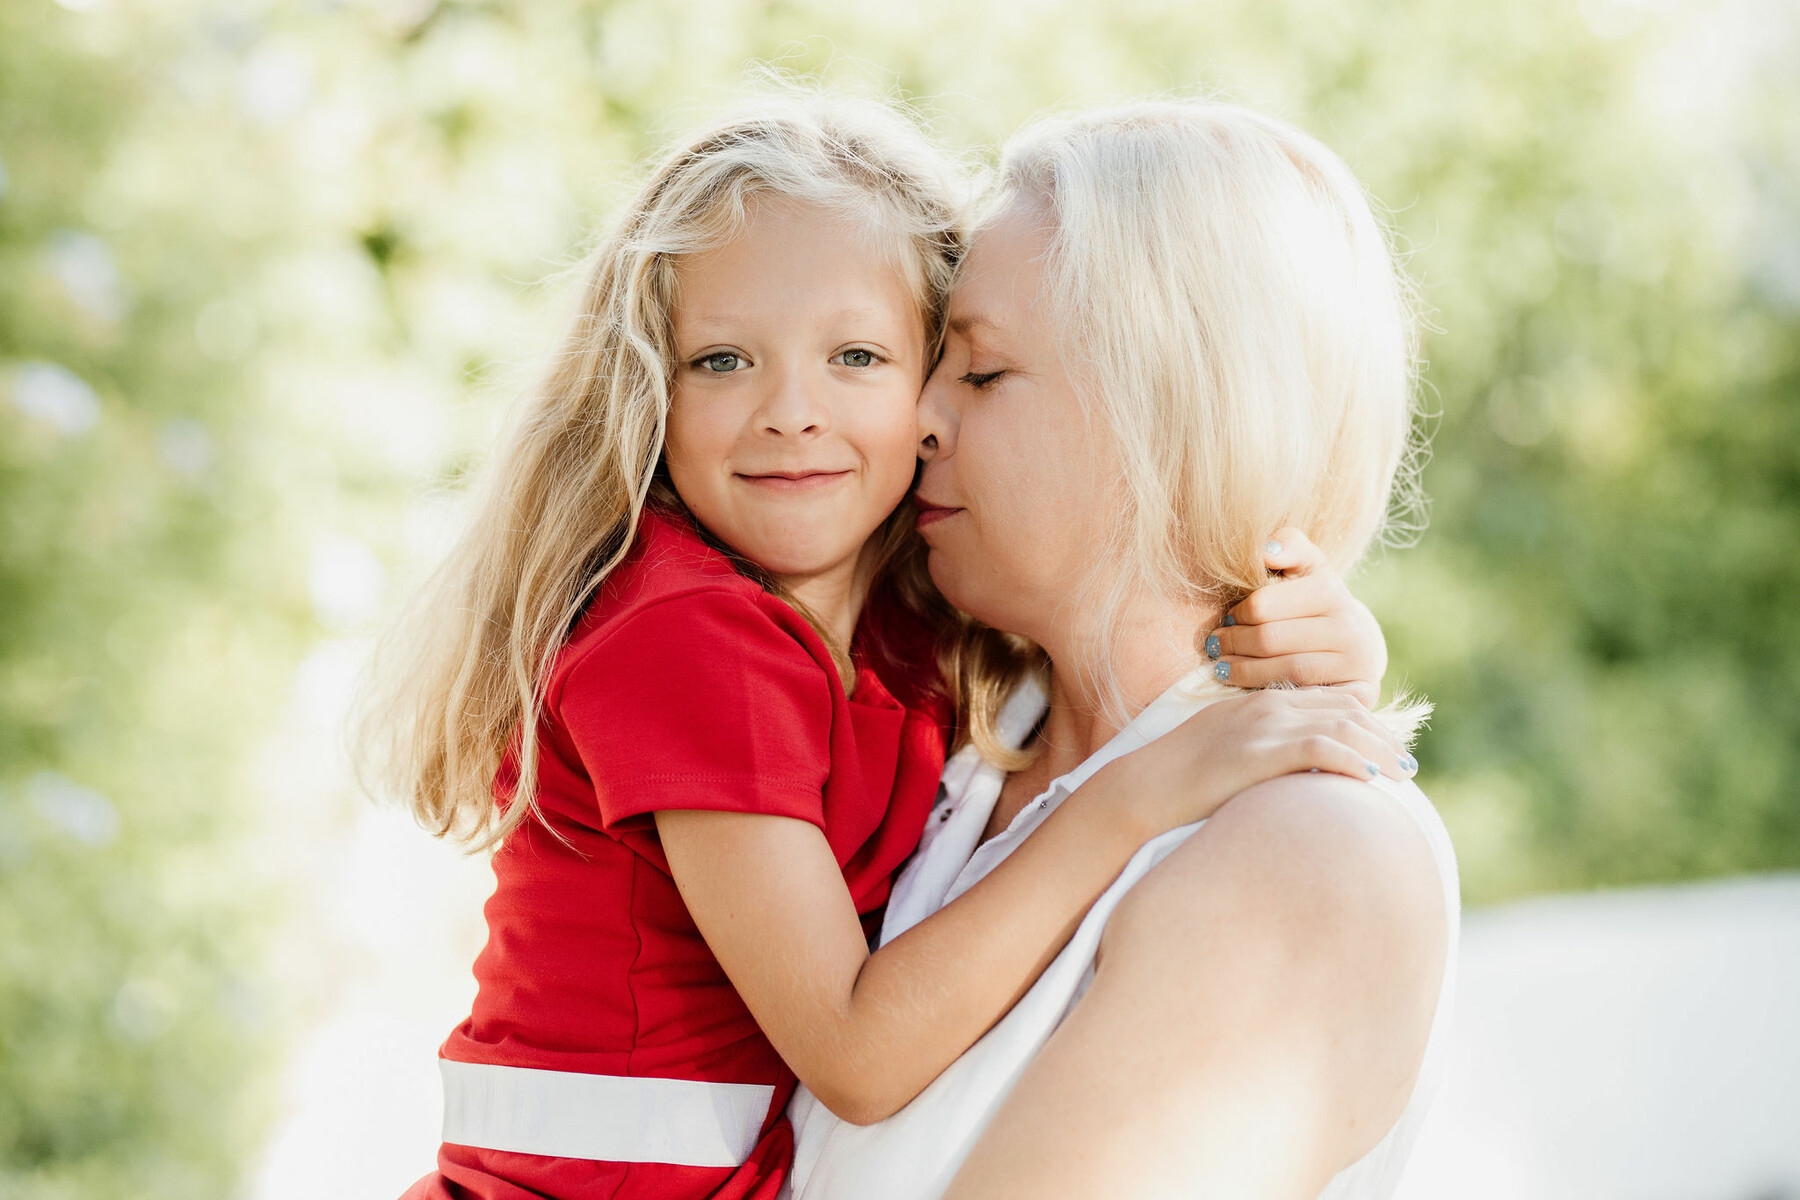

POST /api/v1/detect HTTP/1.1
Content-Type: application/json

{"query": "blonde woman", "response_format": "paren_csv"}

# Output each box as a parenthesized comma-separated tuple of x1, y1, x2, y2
(784, 100, 1459, 1200)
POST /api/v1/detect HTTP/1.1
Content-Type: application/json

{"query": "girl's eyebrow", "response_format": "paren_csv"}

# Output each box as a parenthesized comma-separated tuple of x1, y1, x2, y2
(680, 306, 907, 333)
(676, 310, 753, 331)
(823, 306, 899, 324)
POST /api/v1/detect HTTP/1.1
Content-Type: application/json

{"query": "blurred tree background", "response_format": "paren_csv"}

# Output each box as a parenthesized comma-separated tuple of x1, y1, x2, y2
(1, 0, 1795, 1194)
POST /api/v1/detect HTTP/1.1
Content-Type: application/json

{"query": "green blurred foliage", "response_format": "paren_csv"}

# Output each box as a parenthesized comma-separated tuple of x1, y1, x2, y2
(1, 0, 1794, 1192)
(1, 2, 311, 1195)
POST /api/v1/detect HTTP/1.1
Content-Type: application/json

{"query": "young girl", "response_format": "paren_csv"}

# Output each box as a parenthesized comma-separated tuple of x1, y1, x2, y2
(365, 91, 1412, 1200)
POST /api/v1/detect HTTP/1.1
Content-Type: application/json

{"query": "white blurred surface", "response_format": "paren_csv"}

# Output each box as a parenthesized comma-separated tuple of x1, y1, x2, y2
(1395, 873, 1800, 1200)
(250, 799, 492, 1200)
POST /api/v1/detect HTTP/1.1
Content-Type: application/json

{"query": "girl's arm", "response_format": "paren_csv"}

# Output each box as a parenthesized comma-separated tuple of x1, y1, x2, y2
(659, 684, 1414, 1126)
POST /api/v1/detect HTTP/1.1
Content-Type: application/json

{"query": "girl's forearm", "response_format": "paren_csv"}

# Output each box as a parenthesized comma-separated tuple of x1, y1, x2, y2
(816, 757, 1155, 1123)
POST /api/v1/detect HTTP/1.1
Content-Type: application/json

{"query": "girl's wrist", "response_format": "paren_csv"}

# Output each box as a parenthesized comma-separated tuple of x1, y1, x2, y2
(1083, 753, 1164, 851)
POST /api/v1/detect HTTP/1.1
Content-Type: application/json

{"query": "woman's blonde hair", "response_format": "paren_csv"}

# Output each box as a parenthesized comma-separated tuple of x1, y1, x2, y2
(358, 86, 964, 851)
(953, 97, 1432, 764)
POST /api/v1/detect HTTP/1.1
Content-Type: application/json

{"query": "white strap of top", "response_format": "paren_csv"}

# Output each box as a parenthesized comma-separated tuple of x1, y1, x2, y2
(439, 1058, 776, 1167)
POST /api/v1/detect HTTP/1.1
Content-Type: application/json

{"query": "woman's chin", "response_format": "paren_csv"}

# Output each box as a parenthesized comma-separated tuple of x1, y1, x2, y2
(929, 553, 1048, 644)
(925, 553, 979, 622)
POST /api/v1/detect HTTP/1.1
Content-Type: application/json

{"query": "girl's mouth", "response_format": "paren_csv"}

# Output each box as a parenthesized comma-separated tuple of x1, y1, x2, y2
(736, 470, 853, 492)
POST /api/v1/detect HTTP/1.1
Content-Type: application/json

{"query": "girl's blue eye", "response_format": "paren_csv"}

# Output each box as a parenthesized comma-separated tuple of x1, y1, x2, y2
(836, 348, 877, 368)
(699, 352, 742, 373)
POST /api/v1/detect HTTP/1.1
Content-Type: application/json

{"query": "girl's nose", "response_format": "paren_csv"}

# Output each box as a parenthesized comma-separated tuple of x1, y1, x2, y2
(757, 364, 827, 437)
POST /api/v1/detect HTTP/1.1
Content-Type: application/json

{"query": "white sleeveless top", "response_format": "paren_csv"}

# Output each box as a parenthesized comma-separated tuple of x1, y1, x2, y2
(784, 668, 1461, 1200)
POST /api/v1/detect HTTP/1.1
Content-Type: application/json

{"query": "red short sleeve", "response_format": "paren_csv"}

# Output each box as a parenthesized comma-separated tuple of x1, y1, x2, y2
(556, 588, 834, 835)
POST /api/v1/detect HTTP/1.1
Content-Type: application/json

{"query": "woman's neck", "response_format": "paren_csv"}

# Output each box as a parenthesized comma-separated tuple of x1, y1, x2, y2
(1029, 593, 1221, 778)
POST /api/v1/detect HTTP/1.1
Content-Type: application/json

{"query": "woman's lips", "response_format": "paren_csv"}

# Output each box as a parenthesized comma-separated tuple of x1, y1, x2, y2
(736, 470, 853, 493)
(912, 496, 963, 531)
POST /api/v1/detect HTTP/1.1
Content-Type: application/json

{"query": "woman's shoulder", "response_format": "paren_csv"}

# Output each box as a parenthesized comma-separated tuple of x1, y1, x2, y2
(1216, 772, 1446, 931)
(1110, 770, 1451, 972)
(1093, 770, 1455, 1176)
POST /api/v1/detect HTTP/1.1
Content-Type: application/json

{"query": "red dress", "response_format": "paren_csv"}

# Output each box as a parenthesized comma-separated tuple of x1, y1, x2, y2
(403, 507, 951, 1200)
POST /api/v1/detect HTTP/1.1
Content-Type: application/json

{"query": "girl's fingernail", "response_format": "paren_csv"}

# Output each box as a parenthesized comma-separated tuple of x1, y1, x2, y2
(1265, 539, 1283, 557)
(1364, 760, 1380, 777)
(1214, 661, 1231, 681)
(1205, 634, 1222, 661)
(1398, 753, 1418, 773)
(1222, 613, 1236, 627)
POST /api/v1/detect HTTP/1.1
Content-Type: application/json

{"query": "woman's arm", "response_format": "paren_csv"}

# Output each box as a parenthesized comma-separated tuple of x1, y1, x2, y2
(940, 773, 1449, 1200)
(659, 688, 1416, 1126)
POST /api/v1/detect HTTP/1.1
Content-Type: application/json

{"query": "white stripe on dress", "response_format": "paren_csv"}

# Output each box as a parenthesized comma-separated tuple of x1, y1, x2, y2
(440, 1058, 775, 1167)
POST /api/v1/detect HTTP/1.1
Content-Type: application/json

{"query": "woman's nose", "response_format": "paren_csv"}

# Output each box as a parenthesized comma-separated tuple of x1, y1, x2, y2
(917, 367, 958, 460)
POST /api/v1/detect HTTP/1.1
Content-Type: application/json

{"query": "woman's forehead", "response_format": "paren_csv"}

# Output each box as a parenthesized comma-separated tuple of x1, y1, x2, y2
(949, 212, 1057, 344)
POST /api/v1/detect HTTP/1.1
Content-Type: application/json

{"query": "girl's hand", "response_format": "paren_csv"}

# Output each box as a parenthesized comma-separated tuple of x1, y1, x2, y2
(1106, 686, 1418, 841)
(1197, 526, 1387, 708)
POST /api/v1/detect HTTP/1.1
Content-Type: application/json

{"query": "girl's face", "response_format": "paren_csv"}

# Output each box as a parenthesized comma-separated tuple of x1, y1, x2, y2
(913, 197, 1118, 645)
(666, 198, 925, 593)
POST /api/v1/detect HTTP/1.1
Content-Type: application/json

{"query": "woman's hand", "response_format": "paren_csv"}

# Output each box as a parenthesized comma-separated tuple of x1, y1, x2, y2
(1104, 686, 1417, 842)
(1197, 526, 1387, 708)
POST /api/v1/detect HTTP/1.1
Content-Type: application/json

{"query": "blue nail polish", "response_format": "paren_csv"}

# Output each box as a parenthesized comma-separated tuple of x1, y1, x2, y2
(1221, 613, 1236, 627)
(1265, 539, 1283, 557)
(1213, 661, 1230, 681)
(1364, 760, 1380, 777)
(1205, 634, 1221, 661)
(1399, 753, 1418, 773)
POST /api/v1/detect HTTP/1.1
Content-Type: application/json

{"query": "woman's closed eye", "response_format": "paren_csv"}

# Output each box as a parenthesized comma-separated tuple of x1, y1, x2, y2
(960, 369, 1005, 390)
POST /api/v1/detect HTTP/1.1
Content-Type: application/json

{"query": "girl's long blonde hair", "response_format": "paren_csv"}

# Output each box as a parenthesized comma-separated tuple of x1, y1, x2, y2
(954, 98, 1433, 765)
(357, 87, 965, 852)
